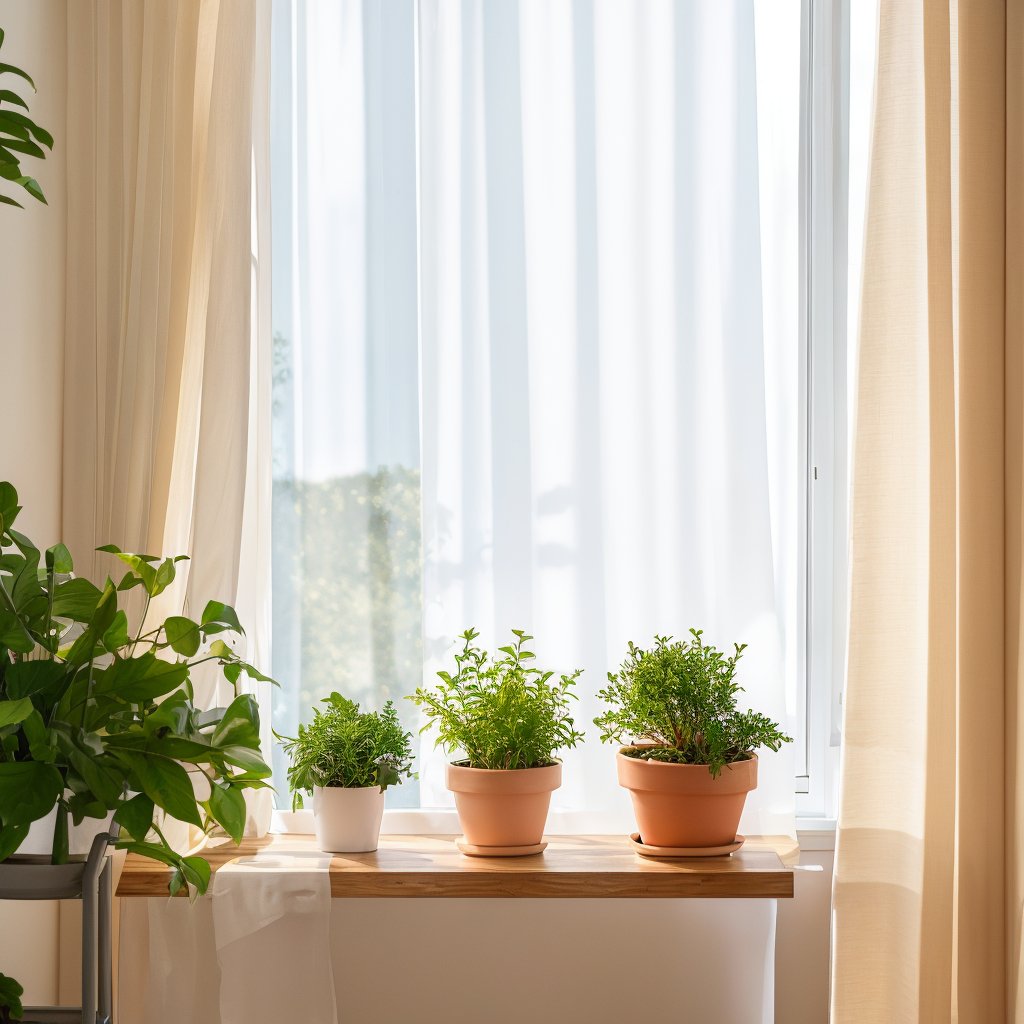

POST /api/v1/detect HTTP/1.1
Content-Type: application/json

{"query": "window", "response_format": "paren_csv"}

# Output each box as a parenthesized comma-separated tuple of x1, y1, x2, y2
(269, 0, 874, 828)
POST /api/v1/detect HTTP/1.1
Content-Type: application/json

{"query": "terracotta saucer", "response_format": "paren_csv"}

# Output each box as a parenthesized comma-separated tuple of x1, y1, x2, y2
(629, 832, 745, 858)
(455, 837, 548, 857)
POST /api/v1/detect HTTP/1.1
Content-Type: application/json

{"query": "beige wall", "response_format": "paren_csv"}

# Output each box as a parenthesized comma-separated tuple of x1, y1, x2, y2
(0, 0, 67, 1004)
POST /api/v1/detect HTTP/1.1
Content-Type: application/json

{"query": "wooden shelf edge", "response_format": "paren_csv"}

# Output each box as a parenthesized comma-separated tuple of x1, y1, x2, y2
(116, 834, 794, 900)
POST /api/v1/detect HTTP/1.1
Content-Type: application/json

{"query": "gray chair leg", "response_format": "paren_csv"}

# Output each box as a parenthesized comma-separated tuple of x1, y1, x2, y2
(99, 856, 112, 1023)
(81, 870, 97, 1024)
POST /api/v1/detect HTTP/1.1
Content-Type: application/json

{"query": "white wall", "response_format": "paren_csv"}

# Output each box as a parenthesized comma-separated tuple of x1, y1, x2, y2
(0, 0, 67, 1005)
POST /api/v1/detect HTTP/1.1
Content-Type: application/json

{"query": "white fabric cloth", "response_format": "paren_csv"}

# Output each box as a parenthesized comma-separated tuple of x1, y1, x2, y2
(212, 849, 337, 1024)
(271, 0, 800, 836)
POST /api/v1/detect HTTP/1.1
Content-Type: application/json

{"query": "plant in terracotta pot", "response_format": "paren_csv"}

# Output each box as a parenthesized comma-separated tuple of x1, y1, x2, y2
(409, 628, 584, 856)
(279, 694, 413, 852)
(595, 629, 791, 850)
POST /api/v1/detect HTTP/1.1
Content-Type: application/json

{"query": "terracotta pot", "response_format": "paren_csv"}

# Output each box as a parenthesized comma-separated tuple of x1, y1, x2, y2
(312, 785, 386, 853)
(616, 749, 758, 848)
(446, 760, 561, 848)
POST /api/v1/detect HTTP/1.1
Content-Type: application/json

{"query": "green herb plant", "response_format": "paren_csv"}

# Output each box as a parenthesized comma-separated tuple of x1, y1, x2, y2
(0, 481, 275, 896)
(409, 628, 584, 770)
(278, 694, 413, 810)
(594, 629, 791, 776)
(0, 28, 52, 209)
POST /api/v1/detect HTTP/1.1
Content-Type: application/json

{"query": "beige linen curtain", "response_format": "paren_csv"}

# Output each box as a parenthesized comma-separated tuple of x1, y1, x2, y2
(60, 0, 271, 1009)
(832, 0, 1021, 1020)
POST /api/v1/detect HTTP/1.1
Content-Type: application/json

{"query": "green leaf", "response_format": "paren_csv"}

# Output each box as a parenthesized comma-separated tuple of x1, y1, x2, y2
(95, 653, 188, 702)
(0, 108, 53, 148)
(0, 62, 35, 89)
(54, 730, 125, 807)
(0, 89, 30, 111)
(211, 694, 260, 748)
(208, 639, 234, 659)
(0, 135, 44, 158)
(50, 576, 102, 621)
(113, 792, 155, 842)
(181, 854, 212, 891)
(164, 616, 200, 657)
(121, 754, 202, 828)
(0, 194, 23, 208)
(105, 733, 212, 763)
(0, 609, 32, 651)
(201, 600, 243, 634)
(0, 822, 28, 861)
(16, 173, 44, 203)
(96, 545, 158, 595)
(0, 696, 33, 728)
(102, 609, 130, 651)
(220, 745, 271, 778)
(0, 970, 25, 1020)
(0, 481, 20, 531)
(208, 783, 246, 843)
(0, 761, 62, 826)
(5, 659, 65, 700)
(45, 542, 73, 574)
(22, 709, 57, 761)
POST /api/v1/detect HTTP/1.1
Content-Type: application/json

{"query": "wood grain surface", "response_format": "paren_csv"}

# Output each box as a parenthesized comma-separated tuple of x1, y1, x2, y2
(116, 833, 794, 899)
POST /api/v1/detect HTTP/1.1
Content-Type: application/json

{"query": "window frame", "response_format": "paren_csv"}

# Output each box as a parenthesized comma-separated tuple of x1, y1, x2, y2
(795, 0, 850, 825)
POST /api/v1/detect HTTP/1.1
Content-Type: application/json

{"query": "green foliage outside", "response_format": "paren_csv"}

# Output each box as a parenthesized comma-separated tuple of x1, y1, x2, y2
(278, 693, 413, 809)
(271, 468, 422, 803)
(409, 628, 585, 771)
(0, 28, 52, 209)
(0, 481, 274, 897)
(594, 629, 792, 777)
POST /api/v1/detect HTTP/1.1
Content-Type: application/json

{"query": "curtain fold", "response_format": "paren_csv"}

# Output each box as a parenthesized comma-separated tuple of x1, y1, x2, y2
(832, 0, 1015, 1019)
(62, 0, 272, 1015)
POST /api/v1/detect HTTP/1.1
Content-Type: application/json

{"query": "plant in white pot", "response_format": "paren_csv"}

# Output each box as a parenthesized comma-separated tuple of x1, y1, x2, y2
(595, 629, 791, 853)
(409, 628, 584, 856)
(279, 694, 413, 852)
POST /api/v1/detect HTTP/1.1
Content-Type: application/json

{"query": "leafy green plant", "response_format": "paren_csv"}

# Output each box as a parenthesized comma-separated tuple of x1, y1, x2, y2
(0, 481, 275, 896)
(594, 629, 792, 776)
(0, 28, 52, 209)
(278, 694, 413, 809)
(0, 973, 22, 1024)
(409, 628, 584, 770)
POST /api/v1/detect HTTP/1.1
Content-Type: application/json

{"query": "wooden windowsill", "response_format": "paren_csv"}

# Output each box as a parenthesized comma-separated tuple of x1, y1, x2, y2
(116, 834, 794, 899)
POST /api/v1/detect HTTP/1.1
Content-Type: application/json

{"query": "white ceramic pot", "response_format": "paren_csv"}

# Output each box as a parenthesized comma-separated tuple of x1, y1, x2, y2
(312, 785, 385, 853)
(18, 808, 114, 859)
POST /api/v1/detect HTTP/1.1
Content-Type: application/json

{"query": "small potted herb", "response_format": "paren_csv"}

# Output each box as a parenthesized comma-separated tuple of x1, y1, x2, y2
(595, 629, 792, 850)
(409, 628, 584, 855)
(279, 694, 413, 852)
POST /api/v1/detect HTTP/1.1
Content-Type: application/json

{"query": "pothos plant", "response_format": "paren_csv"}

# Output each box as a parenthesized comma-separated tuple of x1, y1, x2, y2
(0, 481, 275, 895)
(409, 628, 585, 770)
(0, 27, 52, 209)
(278, 694, 414, 810)
(594, 629, 792, 776)
(0, 973, 21, 1024)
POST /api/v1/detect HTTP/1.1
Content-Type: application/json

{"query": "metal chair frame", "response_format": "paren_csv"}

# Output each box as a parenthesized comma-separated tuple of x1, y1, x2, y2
(0, 830, 116, 1024)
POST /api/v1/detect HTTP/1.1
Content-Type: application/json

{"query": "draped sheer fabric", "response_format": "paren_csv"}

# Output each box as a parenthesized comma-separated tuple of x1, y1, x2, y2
(832, 0, 1024, 1019)
(271, 0, 800, 836)
(63, 3, 277, 1020)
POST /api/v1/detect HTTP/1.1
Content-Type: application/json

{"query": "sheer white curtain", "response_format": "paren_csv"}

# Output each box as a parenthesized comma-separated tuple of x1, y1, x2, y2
(272, 0, 800, 835)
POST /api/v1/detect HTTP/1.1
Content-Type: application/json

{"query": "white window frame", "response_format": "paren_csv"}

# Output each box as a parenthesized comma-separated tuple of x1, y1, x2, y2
(795, 0, 849, 826)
